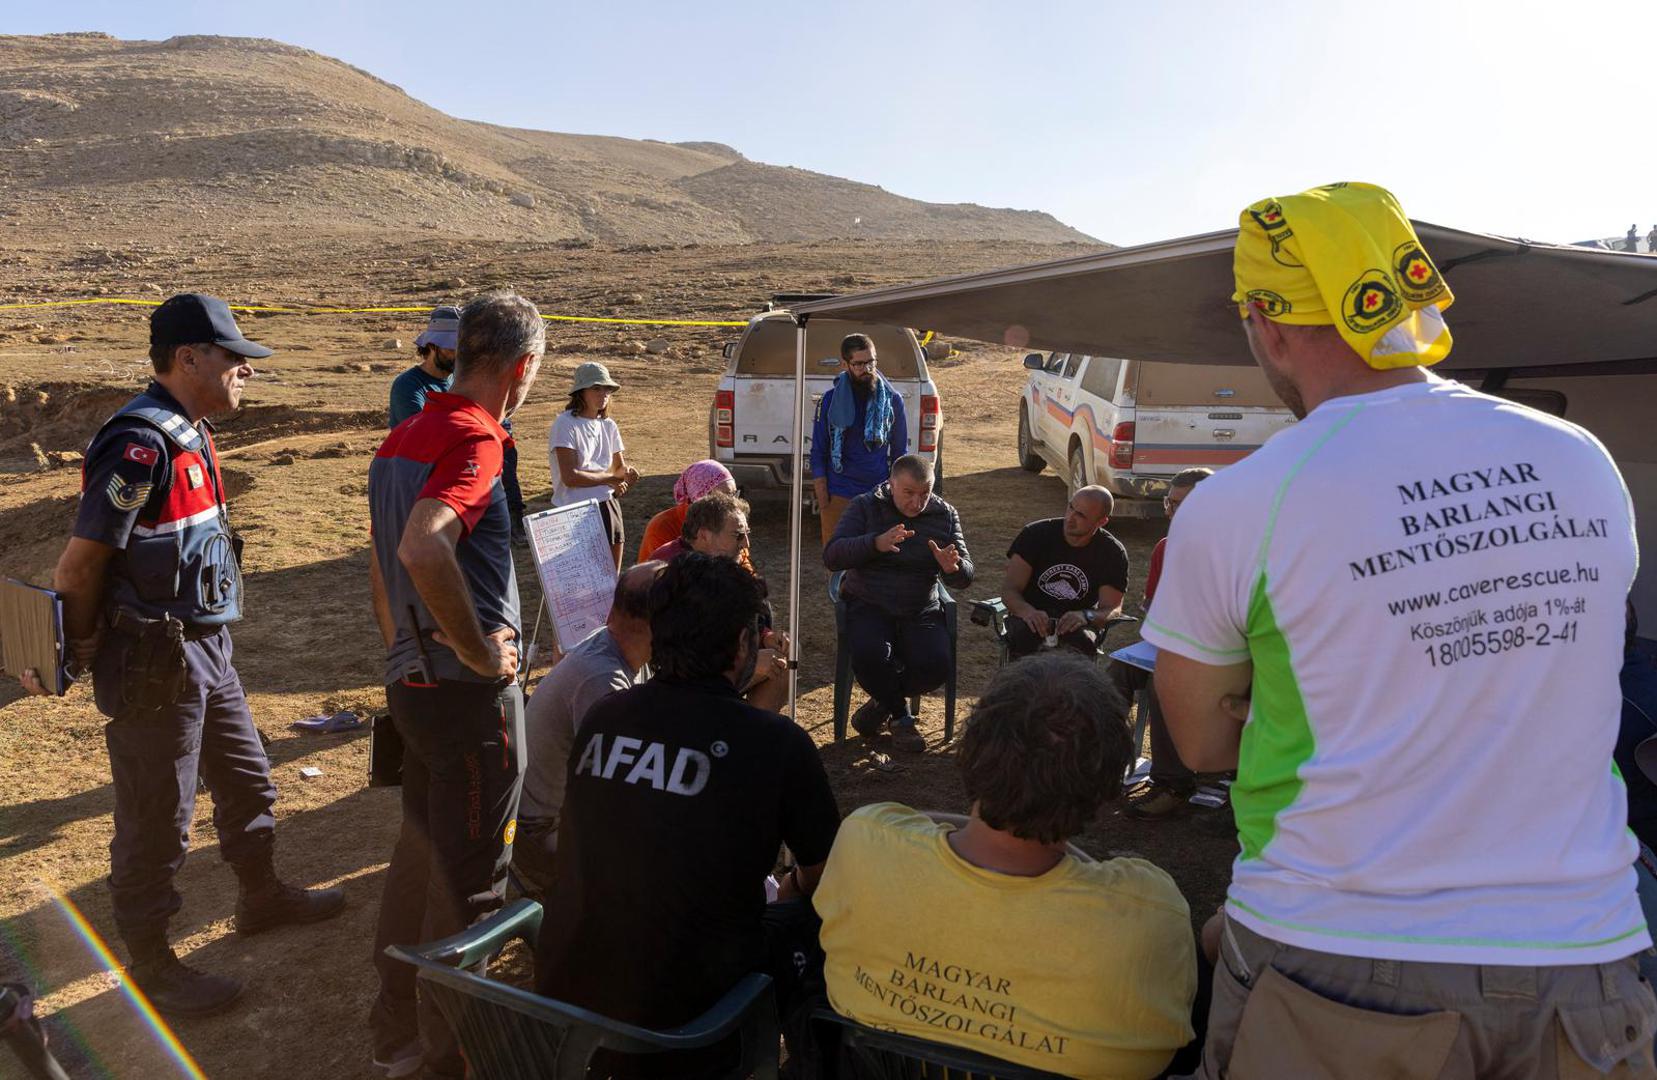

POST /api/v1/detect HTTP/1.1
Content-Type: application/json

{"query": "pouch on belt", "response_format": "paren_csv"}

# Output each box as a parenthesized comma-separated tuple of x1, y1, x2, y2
(116, 610, 189, 711)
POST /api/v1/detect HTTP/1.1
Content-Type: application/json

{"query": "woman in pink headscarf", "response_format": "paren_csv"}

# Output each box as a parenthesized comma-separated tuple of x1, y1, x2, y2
(636, 460, 751, 569)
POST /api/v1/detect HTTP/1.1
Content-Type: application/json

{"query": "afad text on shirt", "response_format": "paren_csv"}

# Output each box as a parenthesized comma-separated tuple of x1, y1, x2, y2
(573, 733, 710, 797)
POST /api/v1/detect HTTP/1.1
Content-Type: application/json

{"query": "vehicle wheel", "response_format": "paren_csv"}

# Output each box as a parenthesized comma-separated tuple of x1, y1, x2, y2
(932, 436, 945, 496)
(1017, 406, 1044, 473)
(1068, 443, 1088, 495)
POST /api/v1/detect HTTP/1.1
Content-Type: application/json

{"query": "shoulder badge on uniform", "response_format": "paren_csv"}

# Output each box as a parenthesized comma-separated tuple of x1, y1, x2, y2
(123, 442, 160, 466)
(106, 474, 153, 511)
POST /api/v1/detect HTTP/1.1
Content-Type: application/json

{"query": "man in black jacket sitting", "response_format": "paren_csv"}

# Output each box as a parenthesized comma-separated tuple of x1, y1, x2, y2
(824, 453, 973, 753)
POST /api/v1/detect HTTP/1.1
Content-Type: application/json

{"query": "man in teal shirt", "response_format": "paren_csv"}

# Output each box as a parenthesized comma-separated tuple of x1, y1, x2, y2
(388, 306, 458, 427)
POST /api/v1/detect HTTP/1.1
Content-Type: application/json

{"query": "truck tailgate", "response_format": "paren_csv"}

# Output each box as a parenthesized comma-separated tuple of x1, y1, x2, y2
(731, 375, 926, 471)
(1132, 406, 1295, 474)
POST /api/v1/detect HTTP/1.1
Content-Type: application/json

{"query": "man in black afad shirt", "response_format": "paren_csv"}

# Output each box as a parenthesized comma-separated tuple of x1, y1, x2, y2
(1001, 485, 1128, 660)
(537, 553, 840, 1075)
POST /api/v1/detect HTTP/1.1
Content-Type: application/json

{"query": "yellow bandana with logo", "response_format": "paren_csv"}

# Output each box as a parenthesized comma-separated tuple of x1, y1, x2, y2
(1232, 182, 1454, 369)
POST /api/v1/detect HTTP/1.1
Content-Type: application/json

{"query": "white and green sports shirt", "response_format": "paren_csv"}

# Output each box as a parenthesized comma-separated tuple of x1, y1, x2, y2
(1144, 376, 1645, 965)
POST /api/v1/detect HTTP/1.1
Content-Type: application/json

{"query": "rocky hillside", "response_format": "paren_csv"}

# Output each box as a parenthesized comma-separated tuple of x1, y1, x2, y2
(0, 33, 1096, 246)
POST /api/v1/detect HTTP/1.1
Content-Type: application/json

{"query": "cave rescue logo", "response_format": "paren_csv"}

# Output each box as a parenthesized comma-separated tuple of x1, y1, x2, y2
(1393, 242, 1445, 303)
(1343, 270, 1402, 334)
(1250, 201, 1290, 233)
(1245, 290, 1292, 317)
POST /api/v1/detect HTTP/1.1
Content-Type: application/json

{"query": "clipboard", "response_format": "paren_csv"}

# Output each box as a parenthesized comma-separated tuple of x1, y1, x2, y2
(1109, 639, 1159, 673)
(524, 501, 618, 652)
(0, 578, 69, 696)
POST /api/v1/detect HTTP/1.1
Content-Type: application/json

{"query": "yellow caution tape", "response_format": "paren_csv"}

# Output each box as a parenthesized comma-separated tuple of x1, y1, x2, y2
(0, 296, 749, 327)
(542, 314, 747, 327)
(0, 298, 168, 311)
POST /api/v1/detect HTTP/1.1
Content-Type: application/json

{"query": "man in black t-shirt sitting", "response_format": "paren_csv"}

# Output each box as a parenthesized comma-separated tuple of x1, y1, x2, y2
(536, 554, 841, 1075)
(1000, 486, 1128, 660)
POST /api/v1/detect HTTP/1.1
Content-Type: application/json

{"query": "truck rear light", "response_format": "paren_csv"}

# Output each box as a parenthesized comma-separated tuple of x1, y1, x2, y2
(715, 390, 734, 448)
(920, 394, 939, 451)
(1109, 421, 1135, 469)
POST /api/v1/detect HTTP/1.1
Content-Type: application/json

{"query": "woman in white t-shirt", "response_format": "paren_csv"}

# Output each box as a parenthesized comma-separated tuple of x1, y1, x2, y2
(549, 362, 639, 568)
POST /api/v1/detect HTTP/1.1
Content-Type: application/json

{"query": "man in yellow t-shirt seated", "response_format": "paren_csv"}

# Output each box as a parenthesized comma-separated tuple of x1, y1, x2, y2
(814, 653, 1197, 1080)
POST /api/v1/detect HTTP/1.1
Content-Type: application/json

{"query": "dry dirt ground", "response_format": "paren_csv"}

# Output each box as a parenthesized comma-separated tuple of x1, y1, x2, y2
(0, 235, 1236, 1079)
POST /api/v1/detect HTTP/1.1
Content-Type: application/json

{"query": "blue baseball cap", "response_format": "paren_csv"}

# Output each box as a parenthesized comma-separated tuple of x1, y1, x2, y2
(414, 306, 461, 351)
(150, 293, 273, 359)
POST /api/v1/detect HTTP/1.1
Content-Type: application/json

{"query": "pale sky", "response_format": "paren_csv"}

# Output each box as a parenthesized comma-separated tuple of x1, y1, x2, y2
(10, 0, 1656, 246)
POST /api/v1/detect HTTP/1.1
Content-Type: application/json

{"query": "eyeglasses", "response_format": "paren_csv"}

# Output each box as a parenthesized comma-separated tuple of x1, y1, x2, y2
(846, 359, 877, 371)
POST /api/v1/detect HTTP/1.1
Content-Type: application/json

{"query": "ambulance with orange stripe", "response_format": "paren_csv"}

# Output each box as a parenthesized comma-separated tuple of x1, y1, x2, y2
(1016, 354, 1295, 517)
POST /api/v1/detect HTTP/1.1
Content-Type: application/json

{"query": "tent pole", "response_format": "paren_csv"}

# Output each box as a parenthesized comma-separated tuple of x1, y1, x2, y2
(786, 314, 808, 719)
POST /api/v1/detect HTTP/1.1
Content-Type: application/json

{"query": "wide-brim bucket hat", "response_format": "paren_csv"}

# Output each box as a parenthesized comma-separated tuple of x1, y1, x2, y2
(572, 361, 620, 393)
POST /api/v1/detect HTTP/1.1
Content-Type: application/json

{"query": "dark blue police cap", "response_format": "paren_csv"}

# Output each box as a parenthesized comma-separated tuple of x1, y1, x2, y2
(150, 293, 273, 359)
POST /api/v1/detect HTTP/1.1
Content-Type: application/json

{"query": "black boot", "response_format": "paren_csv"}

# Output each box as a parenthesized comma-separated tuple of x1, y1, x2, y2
(233, 856, 346, 936)
(122, 926, 243, 1018)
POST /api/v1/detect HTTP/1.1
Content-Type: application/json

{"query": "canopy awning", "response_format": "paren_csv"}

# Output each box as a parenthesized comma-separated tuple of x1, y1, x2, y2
(793, 223, 1657, 375)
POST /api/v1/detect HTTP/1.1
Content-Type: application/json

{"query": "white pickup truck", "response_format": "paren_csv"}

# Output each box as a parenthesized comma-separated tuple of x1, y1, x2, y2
(1018, 353, 1295, 515)
(709, 309, 943, 497)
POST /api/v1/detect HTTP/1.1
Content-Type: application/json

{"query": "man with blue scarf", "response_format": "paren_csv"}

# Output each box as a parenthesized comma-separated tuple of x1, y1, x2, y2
(810, 334, 909, 545)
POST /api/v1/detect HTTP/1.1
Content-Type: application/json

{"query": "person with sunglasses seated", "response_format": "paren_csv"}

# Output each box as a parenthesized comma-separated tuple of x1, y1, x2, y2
(637, 459, 754, 572)
(647, 490, 751, 564)
(647, 491, 788, 708)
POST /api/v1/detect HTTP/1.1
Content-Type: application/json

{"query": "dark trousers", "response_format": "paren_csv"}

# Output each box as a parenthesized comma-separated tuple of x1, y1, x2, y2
(371, 677, 525, 1077)
(1112, 662, 1195, 793)
(510, 817, 558, 901)
(95, 627, 276, 935)
(845, 600, 950, 717)
(1005, 617, 1096, 661)
(595, 898, 826, 1080)
(501, 440, 525, 527)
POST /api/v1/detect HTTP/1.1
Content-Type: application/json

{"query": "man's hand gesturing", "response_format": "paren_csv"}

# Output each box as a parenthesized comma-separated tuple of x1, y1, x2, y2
(875, 523, 914, 553)
(928, 540, 962, 574)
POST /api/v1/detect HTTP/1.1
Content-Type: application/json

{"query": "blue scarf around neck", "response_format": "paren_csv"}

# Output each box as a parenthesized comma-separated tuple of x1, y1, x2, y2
(828, 372, 895, 474)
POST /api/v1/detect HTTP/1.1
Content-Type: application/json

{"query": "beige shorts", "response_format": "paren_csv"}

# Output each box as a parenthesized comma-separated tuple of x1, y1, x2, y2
(818, 493, 851, 547)
(1195, 915, 1657, 1080)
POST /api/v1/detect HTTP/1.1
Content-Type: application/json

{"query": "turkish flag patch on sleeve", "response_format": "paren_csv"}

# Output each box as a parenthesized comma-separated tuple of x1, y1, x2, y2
(123, 442, 160, 466)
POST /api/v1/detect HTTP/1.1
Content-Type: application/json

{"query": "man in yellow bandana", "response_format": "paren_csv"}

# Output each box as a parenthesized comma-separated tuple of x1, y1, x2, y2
(1144, 183, 1654, 1078)
(1228, 181, 1453, 415)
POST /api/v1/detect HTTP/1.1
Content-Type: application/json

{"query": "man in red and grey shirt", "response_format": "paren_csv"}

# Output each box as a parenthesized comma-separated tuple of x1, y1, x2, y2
(366, 291, 545, 1079)
(1124, 467, 1212, 820)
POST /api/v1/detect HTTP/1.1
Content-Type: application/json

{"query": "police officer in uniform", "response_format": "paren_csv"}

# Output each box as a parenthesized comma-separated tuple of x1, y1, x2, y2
(24, 294, 345, 1017)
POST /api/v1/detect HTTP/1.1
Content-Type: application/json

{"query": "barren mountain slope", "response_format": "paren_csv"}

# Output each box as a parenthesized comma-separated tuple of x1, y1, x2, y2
(0, 32, 1098, 246)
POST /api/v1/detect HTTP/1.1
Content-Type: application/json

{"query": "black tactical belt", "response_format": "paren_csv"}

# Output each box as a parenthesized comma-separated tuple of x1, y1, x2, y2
(108, 608, 223, 641)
